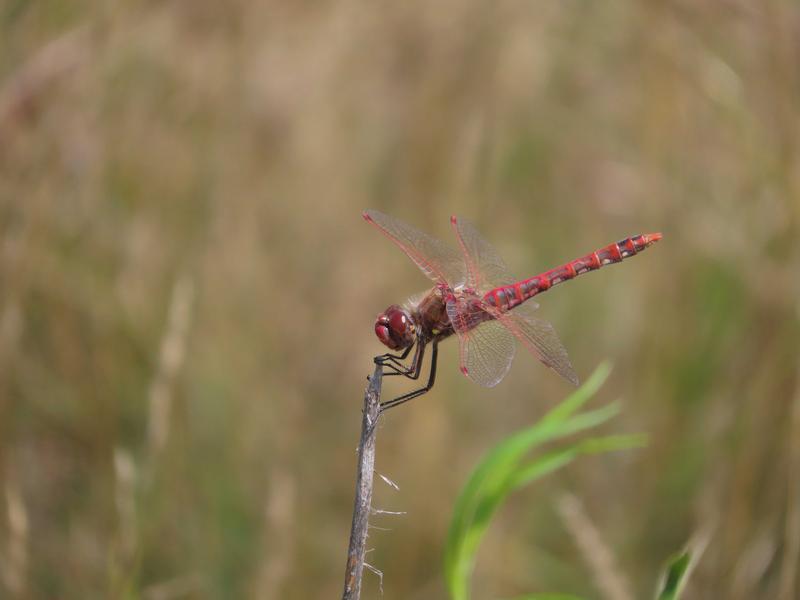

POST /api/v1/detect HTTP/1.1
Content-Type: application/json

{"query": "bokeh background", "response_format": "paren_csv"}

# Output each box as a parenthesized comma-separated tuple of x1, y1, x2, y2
(1, 1, 798, 598)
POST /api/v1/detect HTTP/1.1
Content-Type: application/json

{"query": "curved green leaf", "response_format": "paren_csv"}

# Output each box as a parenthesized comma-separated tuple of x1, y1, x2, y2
(444, 362, 646, 600)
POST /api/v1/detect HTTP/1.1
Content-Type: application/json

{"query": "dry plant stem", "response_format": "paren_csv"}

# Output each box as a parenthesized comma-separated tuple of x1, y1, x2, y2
(556, 493, 634, 600)
(779, 349, 800, 600)
(342, 364, 382, 600)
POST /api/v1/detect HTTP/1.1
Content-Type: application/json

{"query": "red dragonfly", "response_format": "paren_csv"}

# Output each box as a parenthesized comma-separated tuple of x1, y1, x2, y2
(364, 210, 662, 411)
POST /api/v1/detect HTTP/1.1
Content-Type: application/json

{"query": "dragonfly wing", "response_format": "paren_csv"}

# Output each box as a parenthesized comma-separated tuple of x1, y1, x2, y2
(497, 302, 579, 385)
(450, 216, 516, 291)
(364, 209, 466, 287)
(447, 298, 515, 388)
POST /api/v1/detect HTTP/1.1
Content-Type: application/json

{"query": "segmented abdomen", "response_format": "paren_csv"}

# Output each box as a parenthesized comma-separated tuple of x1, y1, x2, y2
(484, 233, 662, 311)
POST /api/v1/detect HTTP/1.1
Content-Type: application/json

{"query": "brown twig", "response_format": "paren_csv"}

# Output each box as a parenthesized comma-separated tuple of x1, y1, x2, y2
(342, 364, 382, 600)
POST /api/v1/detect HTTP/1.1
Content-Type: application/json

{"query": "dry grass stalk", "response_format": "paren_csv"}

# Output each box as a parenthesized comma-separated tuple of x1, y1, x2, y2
(147, 275, 195, 456)
(252, 468, 296, 598)
(1, 478, 29, 596)
(113, 448, 137, 565)
(142, 573, 204, 600)
(779, 344, 800, 600)
(556, 492, 634, 600)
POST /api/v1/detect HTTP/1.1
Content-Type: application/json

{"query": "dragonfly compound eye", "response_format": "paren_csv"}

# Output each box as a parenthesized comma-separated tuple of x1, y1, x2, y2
(374, 305, 414, 350)
(389, 310, 408, 335)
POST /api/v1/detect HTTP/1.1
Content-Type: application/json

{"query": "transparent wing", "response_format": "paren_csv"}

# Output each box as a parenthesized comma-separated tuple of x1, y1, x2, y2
(496, 301, 579, 385)
(447, 298, 516, 388)
(450, 216, 516, 292)
(364, 209, 466, 287)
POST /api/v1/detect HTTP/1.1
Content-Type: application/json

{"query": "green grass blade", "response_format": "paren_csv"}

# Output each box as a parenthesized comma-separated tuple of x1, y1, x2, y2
(539, 361, 613, 425)
(444, 402, 624, 584)
(446, 364, 613, 535)
(508, 434, 649, 491)
(656, 550, 691, 600)
(446, 433, 648, 598)
(444, 363, 631, 600)
(507, 595, 586, 600)
(444, 364, 613, 595)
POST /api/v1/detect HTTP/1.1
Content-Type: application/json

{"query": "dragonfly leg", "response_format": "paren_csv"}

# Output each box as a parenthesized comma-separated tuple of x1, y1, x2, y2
(378, 356, 412, 375)
(377, 339, 426, 380)
(374, 344, 413, 365)
(374, 344, 414, 374)
(379, 340, 439, 412)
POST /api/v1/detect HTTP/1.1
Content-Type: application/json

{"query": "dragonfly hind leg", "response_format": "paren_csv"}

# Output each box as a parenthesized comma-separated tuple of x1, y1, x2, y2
(379, 340, 439, 413)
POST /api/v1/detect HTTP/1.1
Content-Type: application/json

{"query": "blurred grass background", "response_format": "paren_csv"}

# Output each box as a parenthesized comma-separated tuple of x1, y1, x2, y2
(1, 1, 798, 598)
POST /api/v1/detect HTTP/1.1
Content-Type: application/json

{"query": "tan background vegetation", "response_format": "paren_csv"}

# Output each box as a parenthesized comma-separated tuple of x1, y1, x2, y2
(1, 1, 798, 598)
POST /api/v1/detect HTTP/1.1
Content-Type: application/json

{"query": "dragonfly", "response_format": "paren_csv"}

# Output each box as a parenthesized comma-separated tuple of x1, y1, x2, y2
(364, 209, 662, 412)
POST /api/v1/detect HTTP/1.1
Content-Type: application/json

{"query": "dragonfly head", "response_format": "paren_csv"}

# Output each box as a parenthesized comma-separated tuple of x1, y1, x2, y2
(374, 305, 415, 350)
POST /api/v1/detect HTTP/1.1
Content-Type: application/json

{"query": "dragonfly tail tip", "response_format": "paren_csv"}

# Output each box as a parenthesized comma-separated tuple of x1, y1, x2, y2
(646, 232, 663, 245)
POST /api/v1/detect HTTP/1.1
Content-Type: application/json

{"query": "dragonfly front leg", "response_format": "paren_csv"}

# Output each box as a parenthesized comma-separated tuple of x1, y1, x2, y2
(379, 339, 439, 412)
(377, 339, 426, 380)
(374, 343, 414, 367)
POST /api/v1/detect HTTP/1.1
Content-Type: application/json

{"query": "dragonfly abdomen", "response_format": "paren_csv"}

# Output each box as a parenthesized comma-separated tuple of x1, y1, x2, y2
(484, 233, 662, 311)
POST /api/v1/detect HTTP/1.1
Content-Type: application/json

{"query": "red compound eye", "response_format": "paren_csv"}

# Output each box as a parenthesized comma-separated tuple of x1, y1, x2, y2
(373, 305, 414, 351)
(388, 310, 408, 336)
